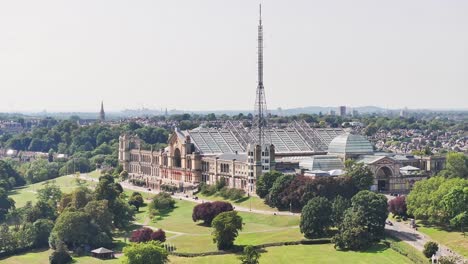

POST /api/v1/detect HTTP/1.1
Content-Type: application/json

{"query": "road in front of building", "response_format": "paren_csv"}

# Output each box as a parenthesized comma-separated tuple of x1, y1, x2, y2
(75, 173, 296, 216)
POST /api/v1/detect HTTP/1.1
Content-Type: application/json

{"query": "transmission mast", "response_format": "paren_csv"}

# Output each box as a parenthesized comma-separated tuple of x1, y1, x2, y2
(254, 4, 268, 146)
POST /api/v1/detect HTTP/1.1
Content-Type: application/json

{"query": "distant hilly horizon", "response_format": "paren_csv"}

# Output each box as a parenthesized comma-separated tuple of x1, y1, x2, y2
(2, 105, 466, 120)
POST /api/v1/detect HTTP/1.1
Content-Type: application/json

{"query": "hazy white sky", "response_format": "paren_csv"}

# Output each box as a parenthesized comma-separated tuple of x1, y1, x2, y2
(0, 0, 467, 112)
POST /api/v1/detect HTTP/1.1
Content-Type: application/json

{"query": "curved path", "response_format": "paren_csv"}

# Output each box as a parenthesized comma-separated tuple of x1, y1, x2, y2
(73, 173, 466, 262)
(76, 173, 296, 216)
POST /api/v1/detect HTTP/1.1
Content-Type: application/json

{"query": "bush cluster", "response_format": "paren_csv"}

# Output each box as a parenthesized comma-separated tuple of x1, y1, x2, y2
(148, 192, 175, 219)
(192, 201, 233, 226)
(130, 227, 166, 243)
(219, 187, 245, 201)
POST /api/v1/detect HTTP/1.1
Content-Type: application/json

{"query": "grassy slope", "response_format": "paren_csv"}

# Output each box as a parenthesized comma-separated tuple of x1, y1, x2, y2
(137, 199, 302, 253)
(3, 244, 413, 264)
(8, 175, 96, 207)
(170, 243, 414, 264)
(417, 224, 468, 257)
(5, 175, 416, 263)
(0, 249, 120, 264)
(196, 192, 278, 212)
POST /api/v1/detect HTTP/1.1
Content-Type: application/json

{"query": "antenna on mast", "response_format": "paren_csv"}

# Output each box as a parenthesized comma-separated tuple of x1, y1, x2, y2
(254, 3, 268, 146)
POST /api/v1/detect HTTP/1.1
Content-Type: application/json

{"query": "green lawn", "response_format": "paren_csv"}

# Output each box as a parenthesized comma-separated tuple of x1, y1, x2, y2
(5, 176, 419, 263)
(385, 236, 427, 263)
(8, 175, 96, 207)
(87, 170, 102, 179)
(0, 249, 120, 264)
(135, 199, 301, 253)
(169, 244, 414, 264)
(417, 223, 468, 257)
(196, 192, 278, 212)
(3, 244, 414, 264)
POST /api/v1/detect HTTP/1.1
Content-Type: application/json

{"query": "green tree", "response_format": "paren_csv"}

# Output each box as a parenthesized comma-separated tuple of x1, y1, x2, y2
(407, 177, 468, 223)
(266, 175, 294, 209)
(49, 240, 72, 264)
(239, 245, 261, 264)
(128, 192, 145, 211)
(423, 241, 439, 258)
(300, 197, 332, 238)
(441, 152, 468, 178)
(122, 241, 169, 264)
(0, 187, 15, 222)
(83, 200, 113, 236)
(211, 211, 243, 250)
(50, 211, 95, 249)
(95, 174, 122, 201)
(37, 183, 62, 205)
(111, 197, 135, 228)
(119, 170, 129, 181)
(332, 208, 371, 250)
(33, 219, 54, 247)
(256, 171, 283, 198)
(333, 191, 388, 250)
(346, 163, 374, 191)
(331, 196, 351, 227)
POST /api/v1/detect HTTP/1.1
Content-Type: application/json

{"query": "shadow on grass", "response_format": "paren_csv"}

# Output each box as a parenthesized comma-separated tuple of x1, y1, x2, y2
(195, 222, 212, 228)
(234, 196, 249, 203)
(417, 220, 462, 233)
(365, 243, 389, 254)
(0, 247, 50, 261)
(153, 206, 177, 221)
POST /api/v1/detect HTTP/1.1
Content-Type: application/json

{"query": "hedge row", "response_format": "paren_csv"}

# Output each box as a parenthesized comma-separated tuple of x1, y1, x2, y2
(384, 235, 427, 264)
(170, 239, 332, 258)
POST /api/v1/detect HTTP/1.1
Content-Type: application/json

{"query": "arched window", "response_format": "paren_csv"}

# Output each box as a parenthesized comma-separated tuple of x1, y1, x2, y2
(174, 148, 182, 168)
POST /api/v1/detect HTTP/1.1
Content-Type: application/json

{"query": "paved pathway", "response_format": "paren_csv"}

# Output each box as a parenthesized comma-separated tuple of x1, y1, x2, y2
(76, 173, 296, 216)
(74, 173, 466, 262)
(385, 196, 466, 263)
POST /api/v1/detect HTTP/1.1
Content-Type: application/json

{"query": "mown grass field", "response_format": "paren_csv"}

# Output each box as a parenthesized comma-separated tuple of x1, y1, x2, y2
(135, 198, 302, 253)
(417, 224, 468, 257)
(195, 192, 279, 212)
(8, 174, 96, 207)
(2, 244, 414, 264)
(3, 174, 419, 263)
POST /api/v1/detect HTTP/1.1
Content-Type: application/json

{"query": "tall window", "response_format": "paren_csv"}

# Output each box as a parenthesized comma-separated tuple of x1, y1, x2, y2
(174, 148, 182, 168)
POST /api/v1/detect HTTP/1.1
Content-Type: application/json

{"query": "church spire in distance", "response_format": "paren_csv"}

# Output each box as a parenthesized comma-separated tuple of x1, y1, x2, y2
(100, 101, 105, 122)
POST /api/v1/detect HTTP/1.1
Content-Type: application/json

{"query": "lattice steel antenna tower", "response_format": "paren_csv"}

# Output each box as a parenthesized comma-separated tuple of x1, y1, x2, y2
(254, 4, 268, 146)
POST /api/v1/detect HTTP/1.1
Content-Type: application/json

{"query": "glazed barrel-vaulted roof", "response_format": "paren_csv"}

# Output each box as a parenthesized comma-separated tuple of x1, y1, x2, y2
(299, 155, 345, 171)
(327, 133, 374, 155)
(185, 121, 345, 154)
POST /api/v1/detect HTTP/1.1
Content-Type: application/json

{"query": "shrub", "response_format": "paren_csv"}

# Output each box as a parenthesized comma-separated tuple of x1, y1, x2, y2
(149, 192, 175, 212)
(216, 177, 226, 191)
(239, 245, 261, 264)
(228, 189, 245, 200)
(423, 241, 438, 258)
(192, 201, 233, 226)
(151, 229, 166, 242)
(219, 187, 230, 199)
(49, 241, 72, 264)
(161, 184, 178, 193)
(130, 228, 166, 243)
(122, 241, 168, 264)
(201, 184, 217, 196)
(438, 256, 462, 264)
(388, 196, 407, 217)
(128, 192, 144, 211)
(212, 211, 243, 250)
